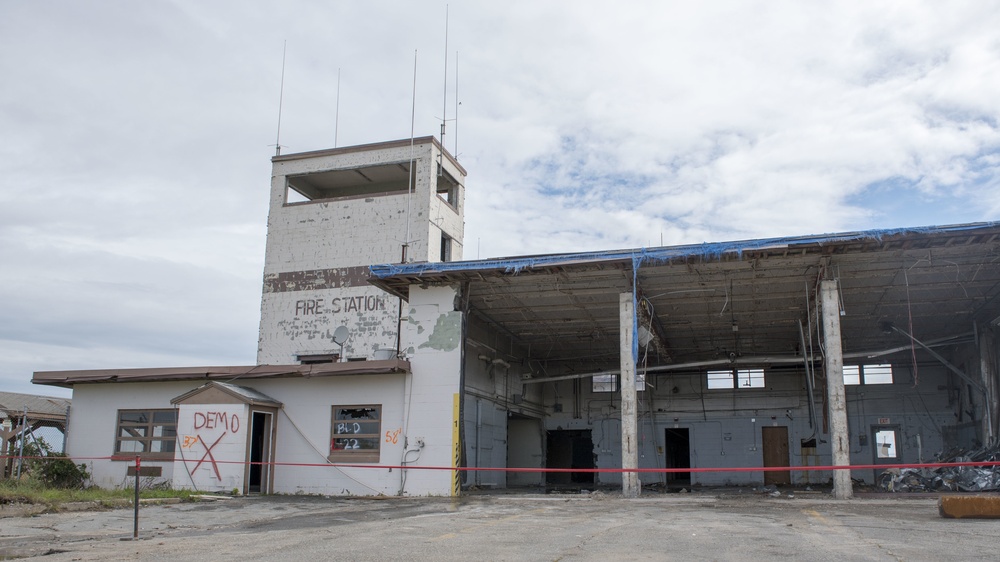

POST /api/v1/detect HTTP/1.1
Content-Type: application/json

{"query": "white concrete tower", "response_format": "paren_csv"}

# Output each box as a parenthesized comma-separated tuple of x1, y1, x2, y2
(257, 137, 466, 364)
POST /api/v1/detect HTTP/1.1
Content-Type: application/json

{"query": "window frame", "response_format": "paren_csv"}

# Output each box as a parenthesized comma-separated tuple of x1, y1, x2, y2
(737, 368, 765, 388)
(329, 404, 382, 463)
(592, 374, 619, 393)
(862, 364, 893, 385)
(707, 368, 765, 389)
(707, 369, 734, 389)
(843, 364, 893, 386)
(113, 408, 178, 461)
(440, 233, 453, 262)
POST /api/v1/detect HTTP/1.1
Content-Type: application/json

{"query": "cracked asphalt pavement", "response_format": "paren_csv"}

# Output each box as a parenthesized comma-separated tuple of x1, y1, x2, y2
(1, 492, 997, 560)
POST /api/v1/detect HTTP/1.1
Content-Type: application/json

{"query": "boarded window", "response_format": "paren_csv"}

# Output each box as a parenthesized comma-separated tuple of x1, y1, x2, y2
(114, 409, 177, 460)
(330, 405, 382, 463)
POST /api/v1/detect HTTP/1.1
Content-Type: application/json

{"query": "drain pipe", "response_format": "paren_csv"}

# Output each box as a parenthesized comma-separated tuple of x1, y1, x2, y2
(798, 320, 819, 437)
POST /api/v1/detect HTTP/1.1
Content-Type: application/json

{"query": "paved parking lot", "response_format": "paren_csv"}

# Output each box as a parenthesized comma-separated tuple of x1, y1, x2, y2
(1, 491, 997, 560)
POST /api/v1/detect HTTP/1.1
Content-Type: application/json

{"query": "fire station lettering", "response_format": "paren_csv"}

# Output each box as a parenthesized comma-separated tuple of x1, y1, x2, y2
(295, 296, 385, 316)
(193, 411, 240, 433)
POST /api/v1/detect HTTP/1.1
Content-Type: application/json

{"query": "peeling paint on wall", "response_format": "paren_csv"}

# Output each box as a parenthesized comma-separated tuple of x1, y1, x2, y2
(418, 311, 462, 351)
(259, 287, 400, 363)
(262, 266, 373, 293)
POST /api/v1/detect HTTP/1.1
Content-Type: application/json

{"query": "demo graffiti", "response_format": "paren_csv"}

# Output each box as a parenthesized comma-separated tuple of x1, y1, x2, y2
(193, 411, 240, 433)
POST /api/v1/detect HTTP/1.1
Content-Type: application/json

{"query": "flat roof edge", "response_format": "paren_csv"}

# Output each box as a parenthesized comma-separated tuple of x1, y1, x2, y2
(272, 136, 467, 176)
(370, 221, 1000, 280)
(32, 359, 412, 387)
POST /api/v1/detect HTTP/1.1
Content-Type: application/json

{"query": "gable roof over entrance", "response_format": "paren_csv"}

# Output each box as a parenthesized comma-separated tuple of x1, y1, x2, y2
(171, 381, 282, 407)
(371, 222, 1000, 373)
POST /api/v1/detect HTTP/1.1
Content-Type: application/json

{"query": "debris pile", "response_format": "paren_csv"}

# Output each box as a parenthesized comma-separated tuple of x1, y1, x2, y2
(878, 443, 1000, 492)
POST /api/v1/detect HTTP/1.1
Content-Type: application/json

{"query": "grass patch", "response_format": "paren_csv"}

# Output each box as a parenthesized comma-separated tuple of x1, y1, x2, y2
(0, 477, 198, 508)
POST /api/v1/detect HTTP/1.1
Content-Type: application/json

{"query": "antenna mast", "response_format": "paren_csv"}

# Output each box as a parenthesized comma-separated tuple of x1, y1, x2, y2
(454, 50, 459, 158)
(403, 50, 417, 263)
(440, 5, 449, 148)
(334, 67, 341, 147)
(274, 40, 287, 156)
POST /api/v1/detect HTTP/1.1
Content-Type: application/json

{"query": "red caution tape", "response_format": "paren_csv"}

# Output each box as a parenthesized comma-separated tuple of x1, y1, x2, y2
(5, 455, 998, 474)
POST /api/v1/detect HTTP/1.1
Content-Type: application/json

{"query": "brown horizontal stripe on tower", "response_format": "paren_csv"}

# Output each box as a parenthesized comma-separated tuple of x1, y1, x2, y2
(263, 266, 372, 293)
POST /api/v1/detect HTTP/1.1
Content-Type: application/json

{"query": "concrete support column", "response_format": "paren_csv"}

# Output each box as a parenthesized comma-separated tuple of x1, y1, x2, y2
(820, 279, 853, 499)
(620, 293, 640, 498)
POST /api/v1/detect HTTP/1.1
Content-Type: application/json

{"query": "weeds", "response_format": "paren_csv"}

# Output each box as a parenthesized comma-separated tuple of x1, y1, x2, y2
(0, 477, 197, 507)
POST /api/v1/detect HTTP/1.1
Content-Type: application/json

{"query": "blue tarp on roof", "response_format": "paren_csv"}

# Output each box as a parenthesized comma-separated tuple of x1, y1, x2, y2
(369, 221, 999, 371)
(370, 222, 1000, 279)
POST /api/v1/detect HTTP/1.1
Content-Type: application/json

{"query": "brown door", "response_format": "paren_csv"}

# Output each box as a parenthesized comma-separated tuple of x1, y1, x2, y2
(762, 426, 791, 485)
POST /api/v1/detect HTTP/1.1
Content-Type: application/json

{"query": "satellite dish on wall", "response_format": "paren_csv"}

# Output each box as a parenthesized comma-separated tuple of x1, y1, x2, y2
(332, 326, 351, 345)
(332, 325, 351, 363)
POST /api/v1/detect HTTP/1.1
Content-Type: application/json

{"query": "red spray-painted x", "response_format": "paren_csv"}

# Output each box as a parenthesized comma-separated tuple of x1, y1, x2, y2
(192, 433, 227, 480)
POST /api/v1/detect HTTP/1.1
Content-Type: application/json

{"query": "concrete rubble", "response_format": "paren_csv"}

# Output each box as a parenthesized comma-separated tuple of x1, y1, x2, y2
(877, 442, 1000, 492)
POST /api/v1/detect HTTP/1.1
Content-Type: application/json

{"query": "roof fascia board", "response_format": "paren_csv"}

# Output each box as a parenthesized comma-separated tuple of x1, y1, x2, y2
(370, 221, 1000, 282)
(272, 136, 467, 176)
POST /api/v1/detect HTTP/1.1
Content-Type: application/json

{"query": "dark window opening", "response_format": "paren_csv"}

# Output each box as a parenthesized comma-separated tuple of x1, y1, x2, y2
(297, 353, 339, 364)
(440, 234, 453, 262)
(284, 162, 414, 204)
(436, 166, 460, 210)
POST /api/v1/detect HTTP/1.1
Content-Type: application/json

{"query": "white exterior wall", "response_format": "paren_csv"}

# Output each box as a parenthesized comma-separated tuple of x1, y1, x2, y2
(397, 285, 465, 495)
(429, 194, 464, 261)
(63, 362, 961, 492)
(173, 403, 248, 492)
(66, 376, 419, 495)
(247, 375, 408, 496)
(258, 287, 400, 362)
(66, 382, 192, 489)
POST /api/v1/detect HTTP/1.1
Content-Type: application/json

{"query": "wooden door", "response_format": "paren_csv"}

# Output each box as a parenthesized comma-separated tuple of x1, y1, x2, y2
(762, 426, 791, 485)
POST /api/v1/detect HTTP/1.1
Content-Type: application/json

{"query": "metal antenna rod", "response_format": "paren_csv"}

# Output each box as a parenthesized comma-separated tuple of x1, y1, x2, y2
(274, 40, 287, 156)
(454, 50, 459, 157)
(440, 5, 449, 147)
(403, 50, 417, 262)
(334, 67, 341, 147)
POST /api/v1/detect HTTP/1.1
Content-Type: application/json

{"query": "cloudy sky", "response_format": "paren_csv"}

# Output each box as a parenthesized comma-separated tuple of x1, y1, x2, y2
(3, 1, 1000, 397)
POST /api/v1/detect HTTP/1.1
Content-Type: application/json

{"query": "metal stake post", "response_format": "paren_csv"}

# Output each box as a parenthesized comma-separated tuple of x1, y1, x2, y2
(15, 406, 26, 479)
(133, 455, 140, 539)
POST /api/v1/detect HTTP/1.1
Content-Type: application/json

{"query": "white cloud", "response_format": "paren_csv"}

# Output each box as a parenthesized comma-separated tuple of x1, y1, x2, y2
(1, 0, 999, 392)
